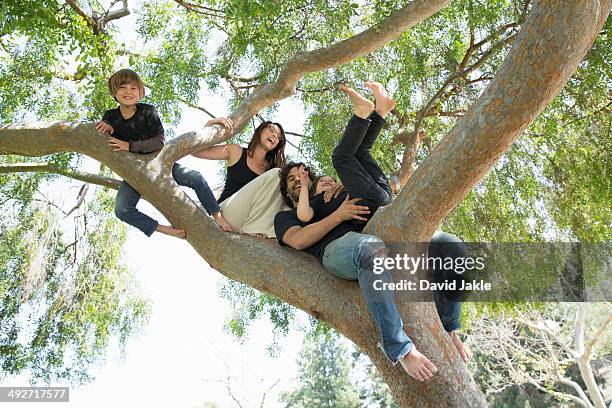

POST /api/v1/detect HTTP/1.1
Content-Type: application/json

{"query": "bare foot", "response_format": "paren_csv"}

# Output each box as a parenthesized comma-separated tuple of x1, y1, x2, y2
(338, 84, 374, 119)
(364, 81, 396, 118)
(156, 224, 186, 239)
(212, 211, 234, 232)
(450, 331, 472, 362)
(399, 347, 438, 381)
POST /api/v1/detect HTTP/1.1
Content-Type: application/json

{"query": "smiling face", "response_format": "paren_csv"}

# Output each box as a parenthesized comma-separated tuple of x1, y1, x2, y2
(258, 123, 282, 151)
(315, 176, 336, 195)
(114, 81, 142, 107)
(286, 166, 312, 204)
(107, 69, 145, 106)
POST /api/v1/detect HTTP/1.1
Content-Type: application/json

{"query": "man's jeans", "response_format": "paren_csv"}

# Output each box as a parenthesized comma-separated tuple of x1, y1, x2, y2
(114, 163, 220, 236)
(321, 231, 463, 363)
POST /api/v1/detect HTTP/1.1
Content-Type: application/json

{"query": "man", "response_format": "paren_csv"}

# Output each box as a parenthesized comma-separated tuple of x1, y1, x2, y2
(275, 82, 471, 381)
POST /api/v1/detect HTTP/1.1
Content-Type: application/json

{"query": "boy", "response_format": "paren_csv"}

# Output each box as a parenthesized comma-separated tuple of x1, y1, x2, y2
(96, 68, 232, 238)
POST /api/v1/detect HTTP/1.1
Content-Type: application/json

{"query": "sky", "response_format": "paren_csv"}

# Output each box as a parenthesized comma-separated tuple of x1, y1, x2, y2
(0, 2, 321, 407)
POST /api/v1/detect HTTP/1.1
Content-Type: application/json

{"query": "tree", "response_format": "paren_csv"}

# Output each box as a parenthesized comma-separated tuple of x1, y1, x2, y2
(0, 0, 610, 406)
(281, 332, 361, 408)
(470, 303, 611, 408)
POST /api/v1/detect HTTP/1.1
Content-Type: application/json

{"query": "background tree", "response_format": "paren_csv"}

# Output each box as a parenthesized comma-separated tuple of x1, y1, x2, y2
(0, 0, 610, 406)
(469, 303, 611, 408)
(281, 332, 361, 408)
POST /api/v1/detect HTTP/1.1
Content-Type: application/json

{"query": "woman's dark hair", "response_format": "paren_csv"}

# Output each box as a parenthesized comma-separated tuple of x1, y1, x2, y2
(247, 121, 286, 170)
(279, 162, 314, 208)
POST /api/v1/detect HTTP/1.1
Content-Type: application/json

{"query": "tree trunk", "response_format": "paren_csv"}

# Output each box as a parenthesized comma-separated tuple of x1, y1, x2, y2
(1, 1, 609, 407)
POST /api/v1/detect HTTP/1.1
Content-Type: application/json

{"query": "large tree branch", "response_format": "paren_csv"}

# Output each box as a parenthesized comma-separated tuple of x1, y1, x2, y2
(155, 0, 453, 165)
(366, 0, 612, 241)
(0, 162, 121, 190)
(0, 121, 486, 407)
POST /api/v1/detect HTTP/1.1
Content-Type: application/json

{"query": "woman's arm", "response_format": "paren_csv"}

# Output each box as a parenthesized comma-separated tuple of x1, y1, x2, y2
(192, 143, 242, 165)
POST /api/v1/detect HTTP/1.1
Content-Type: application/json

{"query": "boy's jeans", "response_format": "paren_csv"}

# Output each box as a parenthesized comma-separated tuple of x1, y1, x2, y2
(114, 163, 219, 236)
(321, 231, 463, 363)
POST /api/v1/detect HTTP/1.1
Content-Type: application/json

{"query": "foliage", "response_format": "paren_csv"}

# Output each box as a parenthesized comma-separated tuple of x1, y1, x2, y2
(280, 332, 362, 408)
(0, 186, 150, 384)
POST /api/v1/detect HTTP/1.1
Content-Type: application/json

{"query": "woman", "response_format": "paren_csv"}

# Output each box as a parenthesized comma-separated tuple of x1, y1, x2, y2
(193, 119, 288, 238)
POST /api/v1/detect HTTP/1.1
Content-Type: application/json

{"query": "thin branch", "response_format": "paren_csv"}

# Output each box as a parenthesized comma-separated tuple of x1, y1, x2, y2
(529, 380, 592, 408)
(178, 97, 216, 118)
(64, 183, 89, 218)
(259, 379, 281, 408)
(285, 131, 309, 138)
(0, 163, 121, 190)
(172, 0, 225, 18)
(515, 317, 576, 358)
(584, 312, 612, 358)
(411, 32, 518, 140)
(558, 377, 595, 408)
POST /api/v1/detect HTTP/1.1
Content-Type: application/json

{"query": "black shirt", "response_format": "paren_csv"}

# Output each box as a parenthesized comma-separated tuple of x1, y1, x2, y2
(274, 191, 363, 263)
(101, 103, 165, 154)
(218, 148, 260, 203)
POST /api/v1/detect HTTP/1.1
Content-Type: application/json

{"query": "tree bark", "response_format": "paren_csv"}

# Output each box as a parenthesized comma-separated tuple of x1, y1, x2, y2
(1, 1, 610, 407)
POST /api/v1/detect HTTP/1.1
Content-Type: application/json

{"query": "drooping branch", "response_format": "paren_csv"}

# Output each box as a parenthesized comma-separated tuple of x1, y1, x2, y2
(367, 0, 612, 241)
(155, 0, 453, 165)
(0, 162, 121, 190)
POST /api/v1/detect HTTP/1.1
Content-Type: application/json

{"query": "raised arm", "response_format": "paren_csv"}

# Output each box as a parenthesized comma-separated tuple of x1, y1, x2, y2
(192, 143, 242, 164)
(283, 196, 370, 250)
(296, 166, 314, 222)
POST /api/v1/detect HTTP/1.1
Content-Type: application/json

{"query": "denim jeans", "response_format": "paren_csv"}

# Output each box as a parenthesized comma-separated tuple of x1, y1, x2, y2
(331, 113, 392, 211)
(321, 231, 464, 363)
(114, 163, 219, 236)
(322, 231, 413, 363)
(429, 231, 466, 332)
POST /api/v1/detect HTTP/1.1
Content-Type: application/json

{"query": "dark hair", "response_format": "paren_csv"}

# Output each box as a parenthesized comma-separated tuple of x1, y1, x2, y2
(247, 121, 286, 170)
(279, 162, 315, 208)
(108, 69, 145, 100)
(310, 174, 336, 196)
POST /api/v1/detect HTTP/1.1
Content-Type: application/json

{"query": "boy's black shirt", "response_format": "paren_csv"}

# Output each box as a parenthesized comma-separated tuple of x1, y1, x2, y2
(274, 191, 364, 263)
(101, 103, 165, 154)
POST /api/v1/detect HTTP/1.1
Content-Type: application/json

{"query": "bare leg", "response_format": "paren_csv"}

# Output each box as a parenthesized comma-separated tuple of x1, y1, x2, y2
(365, 80, 396, 118)
(338, 84, 374, 119)
(399, 347, 438, 382)
(156, 224, 186, 239)
(450, 331, 472, 362)
(212, 211, 234, 232)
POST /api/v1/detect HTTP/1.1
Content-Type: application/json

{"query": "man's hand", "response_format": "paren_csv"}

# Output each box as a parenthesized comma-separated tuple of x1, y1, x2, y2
(206, 117, 234, 135)
(333, 195, 370, 222)
(108, 137, 129, 152)
(95, 121, 114, 135)
(323, 182, 345, 203)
